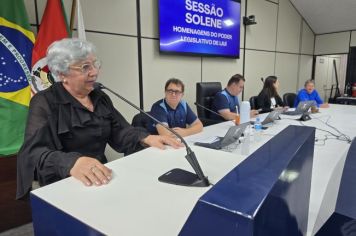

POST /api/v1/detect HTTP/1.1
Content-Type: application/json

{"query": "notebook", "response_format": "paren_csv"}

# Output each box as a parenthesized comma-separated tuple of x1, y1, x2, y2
(194, 123, 249, 150)
(250, 110, 282, 126)
(283, 100, 316, 115)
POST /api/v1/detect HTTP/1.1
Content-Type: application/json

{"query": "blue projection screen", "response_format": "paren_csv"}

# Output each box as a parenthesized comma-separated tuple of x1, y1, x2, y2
(159, 0, 241, 58)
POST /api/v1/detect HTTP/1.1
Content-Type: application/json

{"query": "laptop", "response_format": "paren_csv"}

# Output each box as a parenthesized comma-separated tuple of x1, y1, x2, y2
(194, 123, 249, 150)
(283, 100, 316, 115)
(250, 110, 282, 126)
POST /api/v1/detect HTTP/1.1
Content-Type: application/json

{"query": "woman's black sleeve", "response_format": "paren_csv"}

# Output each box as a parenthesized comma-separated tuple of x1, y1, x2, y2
(16, 94, 82, 199)
(103, 96, 149, 156)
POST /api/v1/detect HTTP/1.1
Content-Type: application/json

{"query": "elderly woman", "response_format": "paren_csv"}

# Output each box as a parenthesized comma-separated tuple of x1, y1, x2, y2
(16, 38, 181, 199)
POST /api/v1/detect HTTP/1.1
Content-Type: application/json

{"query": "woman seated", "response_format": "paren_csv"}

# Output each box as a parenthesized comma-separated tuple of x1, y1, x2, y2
(16, 38, 181, 199)
(257, 76, 286, 113)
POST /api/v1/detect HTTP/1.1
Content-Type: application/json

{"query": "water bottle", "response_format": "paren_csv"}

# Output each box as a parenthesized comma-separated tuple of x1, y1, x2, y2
(254, 116, 262, 142)
(240, 101, 250, 124)
(241, 125, 250, 155)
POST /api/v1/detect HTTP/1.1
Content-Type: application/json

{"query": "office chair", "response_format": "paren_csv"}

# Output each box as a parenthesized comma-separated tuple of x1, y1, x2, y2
(131, 112, 152, 131)
(249, 96, 259, 110)
(283, 93, 297, 108)
(196, 82, 222, 126)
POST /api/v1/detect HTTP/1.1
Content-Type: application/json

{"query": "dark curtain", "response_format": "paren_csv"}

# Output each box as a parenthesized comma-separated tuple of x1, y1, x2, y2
(345, 47, 356, 95)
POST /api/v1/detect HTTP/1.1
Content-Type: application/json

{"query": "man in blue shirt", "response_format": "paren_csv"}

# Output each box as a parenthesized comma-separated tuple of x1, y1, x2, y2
(211, 74, 258, 121)
(294, 80, 329, 108)
(149, 78, 203, 137)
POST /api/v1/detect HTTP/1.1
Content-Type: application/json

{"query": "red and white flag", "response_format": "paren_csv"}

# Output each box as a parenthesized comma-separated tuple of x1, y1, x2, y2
(30, 0, 69, 93)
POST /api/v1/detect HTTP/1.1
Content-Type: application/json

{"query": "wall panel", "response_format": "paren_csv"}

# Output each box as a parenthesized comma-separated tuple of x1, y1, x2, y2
(276, 0, 302, 53)
(350, 31, 356, 47)
(298, 55, 313, 90)
(202, 52, 244, 85)
(315, 32, 351, 55)
(245, 0, 278, 51)
(244, 50, 275, 100)
(141, 39, 201, 112)
(301, 21, 315, 55)
(275, 53, 299, 95)
(87, 32, 140, 122)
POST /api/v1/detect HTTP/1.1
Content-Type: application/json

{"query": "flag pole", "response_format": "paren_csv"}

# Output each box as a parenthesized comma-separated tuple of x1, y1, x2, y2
(69, 0, 77, 33)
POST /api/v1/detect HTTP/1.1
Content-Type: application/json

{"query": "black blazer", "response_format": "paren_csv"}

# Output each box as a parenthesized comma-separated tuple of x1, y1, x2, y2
(257, 90, 284, 113)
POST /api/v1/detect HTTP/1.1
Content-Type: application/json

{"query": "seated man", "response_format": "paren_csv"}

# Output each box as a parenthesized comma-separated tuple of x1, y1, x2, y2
(294, 79, 329, 108)
(211, 74, 258, 121)
(149, 78, 203, 137)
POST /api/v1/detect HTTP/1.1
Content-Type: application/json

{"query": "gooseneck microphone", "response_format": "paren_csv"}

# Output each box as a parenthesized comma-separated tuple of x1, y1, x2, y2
(94, 82, 210, 187)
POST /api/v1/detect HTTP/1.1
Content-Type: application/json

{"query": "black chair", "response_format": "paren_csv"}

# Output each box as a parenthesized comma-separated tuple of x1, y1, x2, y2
(249, 96, 259, 110)
(283, 93, 297, 108)
(196, 82, 222, 126)
(131, 112, 152, 132)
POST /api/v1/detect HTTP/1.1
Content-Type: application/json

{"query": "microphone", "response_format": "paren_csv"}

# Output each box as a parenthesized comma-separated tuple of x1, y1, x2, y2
(194, 102, 226, 120)
(94, 82, 210, 187)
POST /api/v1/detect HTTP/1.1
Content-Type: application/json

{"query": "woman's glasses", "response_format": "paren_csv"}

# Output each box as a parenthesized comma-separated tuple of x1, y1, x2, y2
(70, 60, 102, 74)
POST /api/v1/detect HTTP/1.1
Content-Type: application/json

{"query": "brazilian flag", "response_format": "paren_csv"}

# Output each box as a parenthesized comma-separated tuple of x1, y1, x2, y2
(0, 0, 35, 156)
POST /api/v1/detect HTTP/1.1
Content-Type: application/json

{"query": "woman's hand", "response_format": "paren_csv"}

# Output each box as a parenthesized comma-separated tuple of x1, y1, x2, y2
(250, 109, 259, 118)
(141, 135, 184, 149)
(70, 157, 112, 186)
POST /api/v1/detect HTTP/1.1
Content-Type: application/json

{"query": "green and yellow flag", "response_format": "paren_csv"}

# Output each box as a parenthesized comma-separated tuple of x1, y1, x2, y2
(0, 0, 35, 156)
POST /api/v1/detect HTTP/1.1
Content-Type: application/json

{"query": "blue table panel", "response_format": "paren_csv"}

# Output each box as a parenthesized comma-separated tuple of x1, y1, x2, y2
(180, 125, 315, 236)
(316, 138, 356, 236)
(31, 194, 104, 236)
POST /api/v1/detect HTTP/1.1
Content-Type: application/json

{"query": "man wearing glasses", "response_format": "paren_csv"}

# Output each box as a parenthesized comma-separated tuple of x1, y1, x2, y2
(149, 78, 203, 137)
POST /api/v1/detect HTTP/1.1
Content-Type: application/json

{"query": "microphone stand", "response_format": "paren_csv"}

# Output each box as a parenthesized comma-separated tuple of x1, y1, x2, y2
(96, 83, 210, 187)
(194, 102, 226, 120)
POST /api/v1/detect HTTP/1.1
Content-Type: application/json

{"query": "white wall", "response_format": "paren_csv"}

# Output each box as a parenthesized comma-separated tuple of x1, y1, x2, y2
(298, 55, 313, 89)
(25, 0, 315, 119)
(242, 0, 314, 98)
(314, 32, 351, 55)
(351, 31, 356, 47)
(141, 39, 201, 110)
(301, 21, 315, 55)
(245, 0, 278, 51)
(276, 0, 301, 54)
(244, 50, 275, 98)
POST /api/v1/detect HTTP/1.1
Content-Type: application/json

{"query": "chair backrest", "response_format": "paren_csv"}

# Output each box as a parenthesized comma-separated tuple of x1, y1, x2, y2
(196, 82, 222, 119)
(249, 96, 259, 110)
(131, 112, 152, 131)
(283, 93, 297, 108)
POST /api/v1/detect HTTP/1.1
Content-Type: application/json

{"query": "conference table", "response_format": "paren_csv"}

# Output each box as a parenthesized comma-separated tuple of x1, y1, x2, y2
(30, 104, 356, 235)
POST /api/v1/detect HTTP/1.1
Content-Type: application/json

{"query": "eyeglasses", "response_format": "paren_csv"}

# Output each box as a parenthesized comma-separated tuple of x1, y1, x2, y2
(70, 60, 102, 74)
(165, 89, 183, 95)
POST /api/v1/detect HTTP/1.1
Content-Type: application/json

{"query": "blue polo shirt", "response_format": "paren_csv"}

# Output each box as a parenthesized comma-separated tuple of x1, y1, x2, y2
(149, 99, 198, 134)
(294, 89, 323, 107)
(211, 88, 239, 120)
